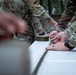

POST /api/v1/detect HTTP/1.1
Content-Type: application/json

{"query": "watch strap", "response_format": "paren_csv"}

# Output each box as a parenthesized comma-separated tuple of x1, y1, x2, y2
(64, 40, 75, 50)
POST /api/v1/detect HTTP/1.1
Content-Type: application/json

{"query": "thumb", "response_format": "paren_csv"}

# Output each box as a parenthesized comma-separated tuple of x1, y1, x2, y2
(51, 35, 58, 41)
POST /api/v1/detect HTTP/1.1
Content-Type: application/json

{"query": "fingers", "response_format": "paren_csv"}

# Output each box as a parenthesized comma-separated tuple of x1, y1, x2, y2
(46, 44, 56, 50)
(0, 13, 26, 40)
(6, 24, 16, 33)
(0, 13, 16, 32)
(49, 31, 60, 44)
(50, 34, 60, 43)
(49, 31, 58, 39)
(51, 35, 58, 41)
(0, 19, 16, 33)
(50, 34, 56, 39)
(52, 39, 60, 44)
(51, 32, 65, 43)
(16, 20, 28, 33)
(9, 17, 27, 33)
(0, 13, 26, 33)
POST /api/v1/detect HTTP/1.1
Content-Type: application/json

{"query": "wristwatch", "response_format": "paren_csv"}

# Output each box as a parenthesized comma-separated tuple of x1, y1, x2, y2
(64, 39, 75, 50)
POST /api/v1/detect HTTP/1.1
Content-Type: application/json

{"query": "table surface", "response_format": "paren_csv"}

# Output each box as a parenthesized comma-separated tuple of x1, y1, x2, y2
(29, 41, 76, 75)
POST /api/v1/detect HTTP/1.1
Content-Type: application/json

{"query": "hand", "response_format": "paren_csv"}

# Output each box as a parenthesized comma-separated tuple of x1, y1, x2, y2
(51, 32, 69, 43)
(49, 31, 59, 39)
(0, 13, 26, 33)
(16, 20, 28, 33)
(46, 42, 69, 51)
(49, 31, 59, 43)
(0, 13, 26, 40)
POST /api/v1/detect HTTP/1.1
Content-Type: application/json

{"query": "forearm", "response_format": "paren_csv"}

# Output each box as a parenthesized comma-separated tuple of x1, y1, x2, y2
(31, 16, 44, 34)
(57, 0, 76, 31)
(64, 21, 76, 37)
(64, 21, 76, 47)
(49, 18, 57, 26)
(64, 33, 76, 49)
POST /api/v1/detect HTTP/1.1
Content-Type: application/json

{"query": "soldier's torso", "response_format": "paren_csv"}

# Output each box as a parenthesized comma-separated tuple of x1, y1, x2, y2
(0, 0, 29, 17)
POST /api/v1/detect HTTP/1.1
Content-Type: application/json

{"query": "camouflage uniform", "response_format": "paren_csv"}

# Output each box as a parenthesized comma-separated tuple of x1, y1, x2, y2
(0, 0, 43, 43)
(28, 0, 52, 31)
(57, 0, 76, 46)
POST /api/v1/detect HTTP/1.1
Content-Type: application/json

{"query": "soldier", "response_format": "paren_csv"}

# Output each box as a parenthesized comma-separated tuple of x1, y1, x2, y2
(46, 0, 76, 51)
(27, 0, 57, 34)
(0, 0, 47, 43)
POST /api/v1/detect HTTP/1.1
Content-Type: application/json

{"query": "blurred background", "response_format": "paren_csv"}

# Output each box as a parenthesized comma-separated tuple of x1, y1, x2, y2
(40, 0, 66, 17)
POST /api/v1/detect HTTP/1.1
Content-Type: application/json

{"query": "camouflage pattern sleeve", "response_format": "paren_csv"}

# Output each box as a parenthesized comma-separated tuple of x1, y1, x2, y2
(64, 21, 76, 46)
(57, 0, 76, 31)
(30, 4, 51, 20)
(31, 16, 43, 33)
(30, 4, 52, 32)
